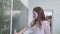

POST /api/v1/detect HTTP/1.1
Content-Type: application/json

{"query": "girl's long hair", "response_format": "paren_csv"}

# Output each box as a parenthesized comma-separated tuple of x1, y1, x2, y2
(33, 7, 46, 27)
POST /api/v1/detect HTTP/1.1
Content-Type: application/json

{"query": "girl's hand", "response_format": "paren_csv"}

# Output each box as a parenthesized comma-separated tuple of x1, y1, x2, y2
(14, 32, 22, 34)
(14, 32, 19, 34)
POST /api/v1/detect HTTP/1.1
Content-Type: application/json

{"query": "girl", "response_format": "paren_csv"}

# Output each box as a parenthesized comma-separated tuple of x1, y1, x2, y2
(14, 7, 50, 34)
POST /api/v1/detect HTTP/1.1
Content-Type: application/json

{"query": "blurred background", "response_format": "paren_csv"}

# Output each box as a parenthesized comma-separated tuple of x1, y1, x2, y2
(0, 0, 28, 34)
(0, 0, 11, 34)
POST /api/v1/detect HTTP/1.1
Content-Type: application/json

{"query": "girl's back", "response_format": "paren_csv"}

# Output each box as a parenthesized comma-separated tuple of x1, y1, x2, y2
(30, 20, 50, 34)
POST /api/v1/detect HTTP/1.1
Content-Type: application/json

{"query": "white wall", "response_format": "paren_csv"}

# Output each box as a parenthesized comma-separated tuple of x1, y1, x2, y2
(28, 0, 60, 34)
(21, 0, 28, 8)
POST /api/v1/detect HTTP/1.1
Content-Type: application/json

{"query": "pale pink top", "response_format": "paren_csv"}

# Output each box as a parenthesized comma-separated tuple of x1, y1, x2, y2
(28, 20, 50, 34)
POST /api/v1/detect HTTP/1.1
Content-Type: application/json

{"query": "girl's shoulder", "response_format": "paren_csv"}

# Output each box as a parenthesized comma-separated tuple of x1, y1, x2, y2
(41, 20, 50, 28)
(41, 20, 49, 25)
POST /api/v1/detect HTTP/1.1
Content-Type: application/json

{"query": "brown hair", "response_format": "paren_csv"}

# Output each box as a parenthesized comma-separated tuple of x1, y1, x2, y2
(33, 7, 46, 27)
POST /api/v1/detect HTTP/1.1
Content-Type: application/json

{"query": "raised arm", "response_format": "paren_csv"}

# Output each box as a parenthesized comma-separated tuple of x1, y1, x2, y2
(15, 20, 35, 34)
